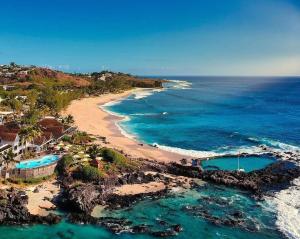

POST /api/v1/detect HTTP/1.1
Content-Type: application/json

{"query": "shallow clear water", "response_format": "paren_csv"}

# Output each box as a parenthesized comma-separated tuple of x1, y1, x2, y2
(202, 155, 276, 172)
(0, 185, 282, 239)
(15, 155, 59, 169)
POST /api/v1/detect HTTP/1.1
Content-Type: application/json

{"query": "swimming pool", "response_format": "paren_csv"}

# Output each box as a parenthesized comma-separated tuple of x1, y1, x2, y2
(16, 155, 59, 169)
(201, 155, 276, 172)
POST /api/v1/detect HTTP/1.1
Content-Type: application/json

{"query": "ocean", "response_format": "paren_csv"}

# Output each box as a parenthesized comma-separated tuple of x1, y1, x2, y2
(1, 76, 299, 238)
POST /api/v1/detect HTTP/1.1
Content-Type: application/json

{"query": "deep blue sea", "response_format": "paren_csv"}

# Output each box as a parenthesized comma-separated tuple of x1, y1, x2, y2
(109, 77, 300, 156)
(1, 77, 299, 239)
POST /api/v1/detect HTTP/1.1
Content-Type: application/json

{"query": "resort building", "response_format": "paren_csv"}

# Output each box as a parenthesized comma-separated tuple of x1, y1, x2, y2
(30, 131, 53, 153)
(38, 117, 75, 140)
(0, 122, 28, 156)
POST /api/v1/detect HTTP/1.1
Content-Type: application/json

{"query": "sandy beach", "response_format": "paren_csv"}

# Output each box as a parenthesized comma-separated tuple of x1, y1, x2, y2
(64, 89, 189, 163)
(26, 180, 59, 216)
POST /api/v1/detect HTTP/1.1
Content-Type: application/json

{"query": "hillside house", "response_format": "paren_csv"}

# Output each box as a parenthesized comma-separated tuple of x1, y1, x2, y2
(0, 122, 28, 156)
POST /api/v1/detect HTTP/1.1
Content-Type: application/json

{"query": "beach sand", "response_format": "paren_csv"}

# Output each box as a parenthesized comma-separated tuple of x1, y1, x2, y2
(114, 181, 166, 195)
(64, 89, 189, 163)
(26, 180, 59, 216)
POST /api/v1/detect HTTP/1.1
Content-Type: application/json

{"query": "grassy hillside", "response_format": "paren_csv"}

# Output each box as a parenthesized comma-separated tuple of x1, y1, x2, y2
(0, 63, 163, 115)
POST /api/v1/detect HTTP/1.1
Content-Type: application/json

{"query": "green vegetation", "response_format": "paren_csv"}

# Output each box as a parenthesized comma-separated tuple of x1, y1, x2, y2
(79, 165, 105, 181)
(8, 175, 53, 185)
(61, 135, 72, 143)
(0, 64, 163, 117)
(101, 147, 136, 169)
(87, 145, 102, 159)
(61, 143, 138, 182)
(56, 154, 73, 174)
(19, 125, 42, 144)
(71, 131, 93, 144)
(2, 149, 16, 169)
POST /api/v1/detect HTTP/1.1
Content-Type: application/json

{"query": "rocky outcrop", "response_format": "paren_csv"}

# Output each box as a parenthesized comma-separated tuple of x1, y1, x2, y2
(68, 213, 183, 237)
(118, 172, 167, 185)
(61, 184, 104, 214)
(106, 189, 168, 210)
(164, 161, 300, 195)
(0, 188, 61, 225)
(201, 161, 300, 194)
(166, 163, 203, 178)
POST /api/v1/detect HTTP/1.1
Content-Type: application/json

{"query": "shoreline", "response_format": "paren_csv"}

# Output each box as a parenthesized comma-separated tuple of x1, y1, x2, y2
(64, 89, 190, 163)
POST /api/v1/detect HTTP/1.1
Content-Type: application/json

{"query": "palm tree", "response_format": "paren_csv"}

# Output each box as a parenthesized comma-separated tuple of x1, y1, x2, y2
(19, 126, 42, 145)
(3, 149, 16, 170)
(72, 131, 91, 145)
(63, 114, 74, 125)
(87, 145, 101, 159)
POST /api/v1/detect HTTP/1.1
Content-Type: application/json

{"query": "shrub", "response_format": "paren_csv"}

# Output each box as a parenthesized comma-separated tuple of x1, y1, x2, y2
(100, 148, 135, 169)
(56, 154, 73, 174)
(101, 148, 126, 164)
(8, 175, 52, 185)
(61, 135, 71, 143)
(80, 165, 104, 181)
(72, 131, 92, 144)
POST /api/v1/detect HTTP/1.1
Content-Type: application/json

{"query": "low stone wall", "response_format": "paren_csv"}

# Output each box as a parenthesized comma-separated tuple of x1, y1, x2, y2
(9, 162, 57, 179)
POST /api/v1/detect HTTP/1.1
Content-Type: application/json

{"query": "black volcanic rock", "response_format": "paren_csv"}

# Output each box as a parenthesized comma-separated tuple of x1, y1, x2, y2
(62, 184, 103, 214)
(201, 161, 300, 194)
(0, 188, 61, 225)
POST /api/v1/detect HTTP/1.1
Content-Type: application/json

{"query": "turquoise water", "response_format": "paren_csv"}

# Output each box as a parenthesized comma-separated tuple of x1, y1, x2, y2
(15, 155, 59, 169)
(0, 185, 282, 239)
(2, 77, 299, 238)
(202, 155, 276, 172)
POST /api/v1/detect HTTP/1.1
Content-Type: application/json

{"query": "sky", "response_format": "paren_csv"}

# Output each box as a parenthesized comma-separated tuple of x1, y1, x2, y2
(0, 0, 300, 76)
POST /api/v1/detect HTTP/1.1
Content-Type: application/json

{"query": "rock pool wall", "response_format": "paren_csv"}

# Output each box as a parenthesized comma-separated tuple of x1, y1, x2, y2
(7, 162, 57, 179)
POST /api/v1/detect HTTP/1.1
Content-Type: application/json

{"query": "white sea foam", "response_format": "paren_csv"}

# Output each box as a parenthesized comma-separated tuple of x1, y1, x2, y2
(102, 99, 122, 107)
(265, 177, 300, 239)
(130, 112, 168, 116)
(115, 122, 137, 140)
(130, 113, 157, 116)
(167, 80, 192, 90)
(153, 143, 266, 159)
(153, 143, 220, 158)
(133, 90, 154, 99)
(248, 137, 300, 152)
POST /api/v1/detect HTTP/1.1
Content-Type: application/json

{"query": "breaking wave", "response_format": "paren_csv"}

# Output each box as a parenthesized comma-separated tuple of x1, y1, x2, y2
(265, 177, 300, 239)
(133, 90, 155, 99)
(152, 143, 266, 158)
(153, 137, 300, 159)
(130, 112, 168, 116)
(167, 80, 192, 89)
(247, 137, 300, 152)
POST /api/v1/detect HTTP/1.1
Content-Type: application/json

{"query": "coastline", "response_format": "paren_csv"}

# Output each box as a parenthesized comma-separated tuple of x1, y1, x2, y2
(64, 89, 190, 163)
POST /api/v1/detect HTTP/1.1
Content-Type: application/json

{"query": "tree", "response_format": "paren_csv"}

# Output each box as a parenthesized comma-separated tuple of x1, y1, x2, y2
(19, 126, 42, 145)
(23, 109, 40, 125)
(63, 114, 74, 125)
(3, 149, 16, 169)
(27, 89, 39, 109)
(56, 154, 73, 175)
(5, 98, 22, 115)
(72, 131, 91, 145)
(87, 145, 101, 159)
